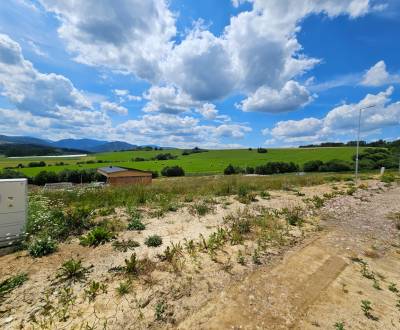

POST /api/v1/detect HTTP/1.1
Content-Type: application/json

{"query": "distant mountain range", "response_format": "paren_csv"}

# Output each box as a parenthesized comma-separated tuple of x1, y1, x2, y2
(0, 135, 144, 153)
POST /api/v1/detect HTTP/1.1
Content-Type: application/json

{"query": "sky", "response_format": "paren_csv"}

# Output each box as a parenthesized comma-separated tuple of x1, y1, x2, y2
(0, 0, 399, 148)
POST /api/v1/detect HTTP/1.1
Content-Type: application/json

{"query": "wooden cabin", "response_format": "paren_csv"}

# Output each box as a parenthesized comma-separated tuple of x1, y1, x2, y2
(97, 166, 152, 186)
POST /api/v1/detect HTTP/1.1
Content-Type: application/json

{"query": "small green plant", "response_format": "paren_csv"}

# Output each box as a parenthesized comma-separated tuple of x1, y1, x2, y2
(252, 249, 261, 265)
(155, 301, 167, 321)
(361, 300, 378, 320)
(188, 201, 214, 216)
(237, 250, 245, 265)
(56, 258, 90, 283)
(334, 321, 345, 330)
(145, 235, 163, 247)
(310, 196, 324, 208)
(282, 207, 304, 226)
(28, 236, 57, 257)
(381, 173, 395, 183)
(79, 226, 114, 247)
(346, 186, 357, 196)
(84, 281, 107, 302)
(124, 253, 141, 275)
(360, 263, 375, 280)
(388, 282, 398, 293)
(127, 218, 146, 231)
(259, 191, 271, 199)
(372, 279, 381, 290)
(116, 281, 131, 296)
(112, 239, 140, 252)
(0, 273, 28, 297)
(183, 238, 197, 257)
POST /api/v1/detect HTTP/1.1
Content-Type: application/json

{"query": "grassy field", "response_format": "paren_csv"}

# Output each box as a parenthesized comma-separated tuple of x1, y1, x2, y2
(0, 147, 362, 176)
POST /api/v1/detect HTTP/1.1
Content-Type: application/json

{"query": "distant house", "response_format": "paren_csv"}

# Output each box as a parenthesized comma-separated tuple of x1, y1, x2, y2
(97, 166, 152, 186)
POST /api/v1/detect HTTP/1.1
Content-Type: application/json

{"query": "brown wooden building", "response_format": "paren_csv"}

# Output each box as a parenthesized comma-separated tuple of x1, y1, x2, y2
(97, 166, 152, 186)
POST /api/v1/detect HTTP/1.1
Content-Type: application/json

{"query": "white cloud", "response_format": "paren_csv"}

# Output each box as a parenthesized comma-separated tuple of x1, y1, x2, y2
(266, 86, 400, 144)
(197, 103, 219, 120)
(238, 80, 313, 113)
(100, 101, 128, 115)
(39, 0, 176, 81)
(361, 60, 400, 86)
(40, 0, 371, 114)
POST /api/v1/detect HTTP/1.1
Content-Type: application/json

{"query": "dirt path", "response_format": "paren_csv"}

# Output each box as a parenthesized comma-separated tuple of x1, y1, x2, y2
(178, 184, 400, 329)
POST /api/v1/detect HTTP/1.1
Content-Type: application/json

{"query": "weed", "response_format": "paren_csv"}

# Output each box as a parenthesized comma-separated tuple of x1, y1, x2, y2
(388, 282, 398, 293)
(188, 201, 214, 217)
(155, 301, 167, 321)
(84, 281, 107, 302)
(282, 207, 304, 226)
(124, 253, 141, 275)
(361, 300, 378, 320)
(310, 196, 324, 208)
(252, 249, 261, 265)
(97, 207, 115, 216)
(183, 238, 197, 257)
(112, 239, 140, 252)
(116, 281, 131, 296)
(346, 187, 357, 196)
(127, 218, 146, 231)
(79, 226, 114, 247)
(0, 273, 28, 297)
(237, 250, 245, 265)
(381, 173, 395, 183)
(145, 235, 163, 247)
(360, 263, 376, 280)
(56, 258, 90, 283)
(334, 321, 345, 330)
(28, 236, 57, 257)
(372, 279, 381, 290)
(260, 191, 271, 199)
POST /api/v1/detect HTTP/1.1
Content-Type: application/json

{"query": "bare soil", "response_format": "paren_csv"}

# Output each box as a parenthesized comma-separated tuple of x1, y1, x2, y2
(0, 180, 399, 329)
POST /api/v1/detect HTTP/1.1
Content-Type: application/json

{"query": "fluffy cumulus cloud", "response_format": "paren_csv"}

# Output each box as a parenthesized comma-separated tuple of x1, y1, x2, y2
(265, 87, 400, 144)
(39, 0, 371, 114)
(361, 60, 400, 86)
(39, 0, 176, 81)
(239, 81, 313, 113)
(115, 113, 251, 148)
(0, 33, 109, 129)
(100, 101, 128, 115)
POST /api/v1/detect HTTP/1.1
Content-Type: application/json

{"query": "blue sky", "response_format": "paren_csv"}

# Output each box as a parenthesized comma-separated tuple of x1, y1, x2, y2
(0, 0, 399, 148)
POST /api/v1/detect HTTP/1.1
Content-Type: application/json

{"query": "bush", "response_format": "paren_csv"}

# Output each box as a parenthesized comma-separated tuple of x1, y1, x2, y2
(0, 273, 28, 297)
(161, 166, 185, 177)
(303, 160, 324, 172)
(320, 159, 352, 172)
(153, 153, 177, 161)
(0, 169, 26, 179)
(151, 171, 159, 178)
(145, 235, 163, 247)
(28, 161, 46, 168)
(79, 227, 114, 247)
(255, 162, 299, 175)
(33, 171, 59, 185)
(245, 166, 255, 174)
(224, 164, 244, 175)
(28, 236, 57, 257)
(257, 148, 268, 153)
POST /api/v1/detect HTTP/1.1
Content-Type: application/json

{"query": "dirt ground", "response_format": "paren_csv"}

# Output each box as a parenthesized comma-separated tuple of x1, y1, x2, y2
(0, 180, 399, 329)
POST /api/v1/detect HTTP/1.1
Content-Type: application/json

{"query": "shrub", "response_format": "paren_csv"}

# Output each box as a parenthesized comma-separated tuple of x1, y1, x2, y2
(303, 160, 324, 172)
(224, 164, 244, 175)
(28, 161, 46, 168)
(127, 218, 146, 231)
(153, 153, 177, 161)
(0, 273, 28, 297)
(145, 235, 163, 247)
(151, 171, 159, 178)
(257, 148, 268, 153)
(255, 162, 299, 175)
(0, 169, 27, 179)
(320, 159, 352, 172)
(245, 166, 255, 174)
(33, 171, 59, 185)
(79, 227, 114, 247)
(28, 236, 57, 257)
(161, 166, 185, 177)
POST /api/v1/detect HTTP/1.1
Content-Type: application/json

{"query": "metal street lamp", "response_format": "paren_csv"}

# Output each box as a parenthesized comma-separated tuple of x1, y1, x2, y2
(355, 104, 376, 185)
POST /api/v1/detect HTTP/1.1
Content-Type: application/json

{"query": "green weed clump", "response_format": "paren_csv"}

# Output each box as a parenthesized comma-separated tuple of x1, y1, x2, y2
(84, 280, 107, 302)
(112, 239, 140, 252)
(282, 207, 304, 226)
(127, 218, 146, 231)
(56, 258, 91, 283)
(79, 227, 114, 247)
(28, 236, 57, 257)
(145, 235, 163, 247)
(188, 201, 214, 216)
(116, 281, 131, 296)
(0, 273, 28, 297)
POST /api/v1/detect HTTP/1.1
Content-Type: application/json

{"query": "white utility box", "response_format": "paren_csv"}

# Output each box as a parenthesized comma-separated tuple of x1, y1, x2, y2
(0, 178, 27, 247)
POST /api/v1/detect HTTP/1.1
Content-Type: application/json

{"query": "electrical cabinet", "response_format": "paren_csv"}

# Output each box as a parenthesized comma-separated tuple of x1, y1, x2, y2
(0, 179, 27, 248)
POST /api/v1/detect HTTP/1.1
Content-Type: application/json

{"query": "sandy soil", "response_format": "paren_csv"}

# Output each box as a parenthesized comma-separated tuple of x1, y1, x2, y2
(0, 180, 399, 329)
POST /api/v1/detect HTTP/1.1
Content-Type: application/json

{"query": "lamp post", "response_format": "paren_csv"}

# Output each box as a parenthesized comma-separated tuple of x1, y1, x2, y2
(355, 104, 376, 185)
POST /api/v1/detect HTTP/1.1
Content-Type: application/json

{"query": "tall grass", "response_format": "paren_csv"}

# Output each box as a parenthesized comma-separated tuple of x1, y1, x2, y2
(36, 173, 351, 210)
